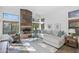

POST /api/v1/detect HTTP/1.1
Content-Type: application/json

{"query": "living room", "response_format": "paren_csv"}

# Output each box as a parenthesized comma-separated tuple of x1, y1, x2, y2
(0, 6, 79, 53)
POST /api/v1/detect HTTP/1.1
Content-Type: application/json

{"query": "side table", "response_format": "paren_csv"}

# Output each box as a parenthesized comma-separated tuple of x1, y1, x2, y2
(65, 36, 78, 48)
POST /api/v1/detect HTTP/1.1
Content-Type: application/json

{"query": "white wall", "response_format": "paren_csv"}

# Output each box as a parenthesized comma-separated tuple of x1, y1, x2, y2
(44, 7, 68, 34)
(44, 7, 79, 34)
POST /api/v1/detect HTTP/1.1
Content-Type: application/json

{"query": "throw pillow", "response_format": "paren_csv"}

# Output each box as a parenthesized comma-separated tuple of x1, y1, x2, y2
(57, 31, 64, 37)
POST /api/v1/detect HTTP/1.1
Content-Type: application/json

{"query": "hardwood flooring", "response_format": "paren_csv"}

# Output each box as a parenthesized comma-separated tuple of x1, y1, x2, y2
(56, 45, 79, 53)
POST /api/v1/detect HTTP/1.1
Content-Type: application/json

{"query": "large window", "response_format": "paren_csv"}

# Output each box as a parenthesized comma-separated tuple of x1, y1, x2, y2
(0, 13, 3, 18)
(3, 22, 11, 34)
(3, 21, 19, 34)
(2, 13, 19, 34)
(11, 23, 19, 33)
(3, 13, 19, 21)
(68, 10, 79, 18)
(68, 9, 79, 35)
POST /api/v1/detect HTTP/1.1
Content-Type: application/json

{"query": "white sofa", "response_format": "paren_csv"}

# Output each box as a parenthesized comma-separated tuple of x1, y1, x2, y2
(43, 31, 65, 48)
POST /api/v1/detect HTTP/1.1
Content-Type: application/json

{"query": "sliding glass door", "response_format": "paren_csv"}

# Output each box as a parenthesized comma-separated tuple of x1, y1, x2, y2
(3, 22, 11, 34)
(11, 23, 19, 33)
(3, 21, 19, 34)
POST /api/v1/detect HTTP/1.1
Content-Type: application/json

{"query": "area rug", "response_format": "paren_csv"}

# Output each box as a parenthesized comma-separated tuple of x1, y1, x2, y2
(26, 46, 36, 52)
(38, 42, 57, 53)
(9, 42, 36, 52)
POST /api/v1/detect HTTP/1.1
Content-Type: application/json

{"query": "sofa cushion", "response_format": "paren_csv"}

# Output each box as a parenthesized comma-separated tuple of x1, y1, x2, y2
(44, 34, 61, 43)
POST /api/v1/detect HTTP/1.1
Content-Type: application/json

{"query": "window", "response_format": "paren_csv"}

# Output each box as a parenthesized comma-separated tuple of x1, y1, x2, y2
(0, 13, 3, 18)
(3, 22, 11, 34)
(3, 21, 19, 34)
(11, 23, 19, 33)
(3, 13, 19, 21)
(2, 13, 19, 34)
(68, 10, 79, 18)
(41, 24, 44, 30)
(32, 23, 39, 30)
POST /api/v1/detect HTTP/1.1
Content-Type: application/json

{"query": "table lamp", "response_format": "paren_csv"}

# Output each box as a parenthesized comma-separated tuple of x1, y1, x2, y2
(68, 29, 76, 37)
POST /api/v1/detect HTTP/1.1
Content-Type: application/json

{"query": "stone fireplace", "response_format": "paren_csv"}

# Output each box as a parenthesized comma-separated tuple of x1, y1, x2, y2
(20, 9, 32, 39)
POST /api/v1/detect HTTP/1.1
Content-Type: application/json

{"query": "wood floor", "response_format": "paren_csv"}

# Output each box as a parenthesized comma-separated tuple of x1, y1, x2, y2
(56, 45, 79, 53)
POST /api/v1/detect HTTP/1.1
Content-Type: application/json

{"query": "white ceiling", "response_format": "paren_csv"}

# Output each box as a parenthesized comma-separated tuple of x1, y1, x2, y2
(0, 6, 79, 18)
(1, 6, 79, 14)
(0, 6, 59, 15)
